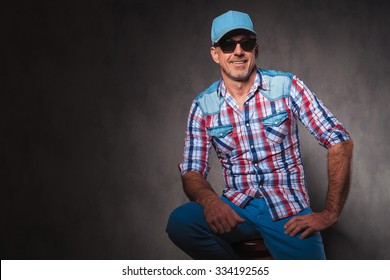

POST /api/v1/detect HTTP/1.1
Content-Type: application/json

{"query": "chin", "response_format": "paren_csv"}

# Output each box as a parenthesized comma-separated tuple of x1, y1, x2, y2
(231, 72, 251, 81)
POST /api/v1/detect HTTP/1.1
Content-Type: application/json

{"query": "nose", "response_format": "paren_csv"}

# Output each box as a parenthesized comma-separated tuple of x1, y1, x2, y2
(233, 43, 244, 55)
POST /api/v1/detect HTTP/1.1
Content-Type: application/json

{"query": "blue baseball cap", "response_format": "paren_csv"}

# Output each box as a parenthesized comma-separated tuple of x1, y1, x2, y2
(211, 10, 256, 45)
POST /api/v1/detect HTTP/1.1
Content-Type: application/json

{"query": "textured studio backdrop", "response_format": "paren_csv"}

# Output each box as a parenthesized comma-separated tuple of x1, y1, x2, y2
(2, 0, 389, 259)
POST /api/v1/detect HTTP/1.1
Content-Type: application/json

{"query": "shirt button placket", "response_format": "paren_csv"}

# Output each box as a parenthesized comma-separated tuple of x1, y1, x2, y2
(244, 100, 259, 172)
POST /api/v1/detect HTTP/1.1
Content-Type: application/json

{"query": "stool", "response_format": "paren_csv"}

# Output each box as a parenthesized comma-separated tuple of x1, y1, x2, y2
(232, 238, 272, 260)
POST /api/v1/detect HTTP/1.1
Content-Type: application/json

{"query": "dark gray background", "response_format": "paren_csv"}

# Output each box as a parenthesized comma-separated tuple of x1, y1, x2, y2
(2, 0, 389, 259)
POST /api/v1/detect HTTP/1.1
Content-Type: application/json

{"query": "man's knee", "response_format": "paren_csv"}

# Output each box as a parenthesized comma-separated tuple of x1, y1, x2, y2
(166, 206, 186, 236)
(166, 202, 205, 242)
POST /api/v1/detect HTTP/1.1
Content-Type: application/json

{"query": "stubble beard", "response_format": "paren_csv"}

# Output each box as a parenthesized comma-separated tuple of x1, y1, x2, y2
(223, 65, 256, 82)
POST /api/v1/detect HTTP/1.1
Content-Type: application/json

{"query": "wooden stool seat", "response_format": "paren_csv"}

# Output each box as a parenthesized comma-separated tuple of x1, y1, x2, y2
(232, 238, 272, 260)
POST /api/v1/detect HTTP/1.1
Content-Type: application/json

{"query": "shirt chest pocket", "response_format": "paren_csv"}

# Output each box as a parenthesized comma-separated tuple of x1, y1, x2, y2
(262, 112, 289, 144)
(208, 124, 236, 155)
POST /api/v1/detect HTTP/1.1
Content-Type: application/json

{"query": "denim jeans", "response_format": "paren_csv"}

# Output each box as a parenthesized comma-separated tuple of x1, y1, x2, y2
(166, 196, 326, 260)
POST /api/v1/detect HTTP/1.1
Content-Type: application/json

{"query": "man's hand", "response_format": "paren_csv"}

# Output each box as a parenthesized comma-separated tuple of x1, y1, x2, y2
(284, 210, 338, 239)
(203, 198, 245, 234)
(181, 171, 245, 234)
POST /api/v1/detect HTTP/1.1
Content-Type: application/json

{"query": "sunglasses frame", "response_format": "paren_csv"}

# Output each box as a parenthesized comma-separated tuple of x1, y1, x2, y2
(215, 38, 257, 53)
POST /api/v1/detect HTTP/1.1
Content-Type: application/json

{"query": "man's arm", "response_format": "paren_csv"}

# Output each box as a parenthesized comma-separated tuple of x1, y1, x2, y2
(284, 139, 354, 239)
(182, 171, 244, 234)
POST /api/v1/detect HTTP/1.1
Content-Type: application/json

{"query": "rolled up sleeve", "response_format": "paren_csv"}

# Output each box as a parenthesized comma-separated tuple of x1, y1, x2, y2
(178, 102, 211, 177)
(290, 76, 351, 149)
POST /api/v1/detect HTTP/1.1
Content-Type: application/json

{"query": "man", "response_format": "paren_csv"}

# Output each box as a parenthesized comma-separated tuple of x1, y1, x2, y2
(166, 10, 353, 259)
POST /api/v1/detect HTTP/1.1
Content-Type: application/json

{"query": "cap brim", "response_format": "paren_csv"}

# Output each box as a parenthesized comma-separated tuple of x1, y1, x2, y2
(213, 27, 256, 44)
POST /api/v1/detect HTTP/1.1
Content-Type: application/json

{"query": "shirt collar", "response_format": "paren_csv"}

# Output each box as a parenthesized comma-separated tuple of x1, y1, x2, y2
(258, 69, 269, 91)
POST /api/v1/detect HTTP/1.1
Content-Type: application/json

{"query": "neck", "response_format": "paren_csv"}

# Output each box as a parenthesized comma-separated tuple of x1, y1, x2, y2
(222, 68, 257, 107)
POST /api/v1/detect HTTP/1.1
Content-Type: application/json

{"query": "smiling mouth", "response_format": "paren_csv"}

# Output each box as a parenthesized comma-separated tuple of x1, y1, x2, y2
(230, 60, 247, 65)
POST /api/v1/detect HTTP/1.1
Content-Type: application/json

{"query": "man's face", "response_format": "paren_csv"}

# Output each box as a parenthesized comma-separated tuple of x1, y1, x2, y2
(210, 34, 258, 82)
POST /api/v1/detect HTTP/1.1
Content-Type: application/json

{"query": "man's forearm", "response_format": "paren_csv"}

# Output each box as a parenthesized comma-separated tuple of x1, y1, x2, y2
(181, 171, 220, 207)
(284, 139, 354, 239)
(324, 139, 354, 221)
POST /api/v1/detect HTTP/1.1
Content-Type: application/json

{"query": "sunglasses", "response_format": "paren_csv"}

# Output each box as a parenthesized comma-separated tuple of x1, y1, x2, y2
(216, 38, 257, 53)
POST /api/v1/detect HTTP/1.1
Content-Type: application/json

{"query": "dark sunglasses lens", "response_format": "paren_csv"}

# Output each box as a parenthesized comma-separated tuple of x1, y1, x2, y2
(241, 40, 256, 51)
(219, 41, 237, 53)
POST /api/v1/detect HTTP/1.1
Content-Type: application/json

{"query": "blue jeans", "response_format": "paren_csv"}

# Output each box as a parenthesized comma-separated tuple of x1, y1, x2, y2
(166, 196, 326, 260)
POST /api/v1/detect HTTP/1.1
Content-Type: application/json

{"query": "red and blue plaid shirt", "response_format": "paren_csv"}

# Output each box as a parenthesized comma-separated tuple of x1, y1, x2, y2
(179, 69, 351, 220)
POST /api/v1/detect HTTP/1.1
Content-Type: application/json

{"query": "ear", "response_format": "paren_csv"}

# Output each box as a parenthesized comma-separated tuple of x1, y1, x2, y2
(210, 47, 220, 64)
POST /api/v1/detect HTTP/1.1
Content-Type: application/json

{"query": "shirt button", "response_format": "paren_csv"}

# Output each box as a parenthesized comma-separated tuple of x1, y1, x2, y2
(245, 101, 249, 105)
(274, 121, 278, 125)
(246, 122, 250, 127)
(220, 133, 223, 136)
(250, 145, 254, 148)
(254, 163, 258, 167)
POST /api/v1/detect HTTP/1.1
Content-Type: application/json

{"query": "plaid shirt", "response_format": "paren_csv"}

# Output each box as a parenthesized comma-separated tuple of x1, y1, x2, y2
(179, 69, 351, 220)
